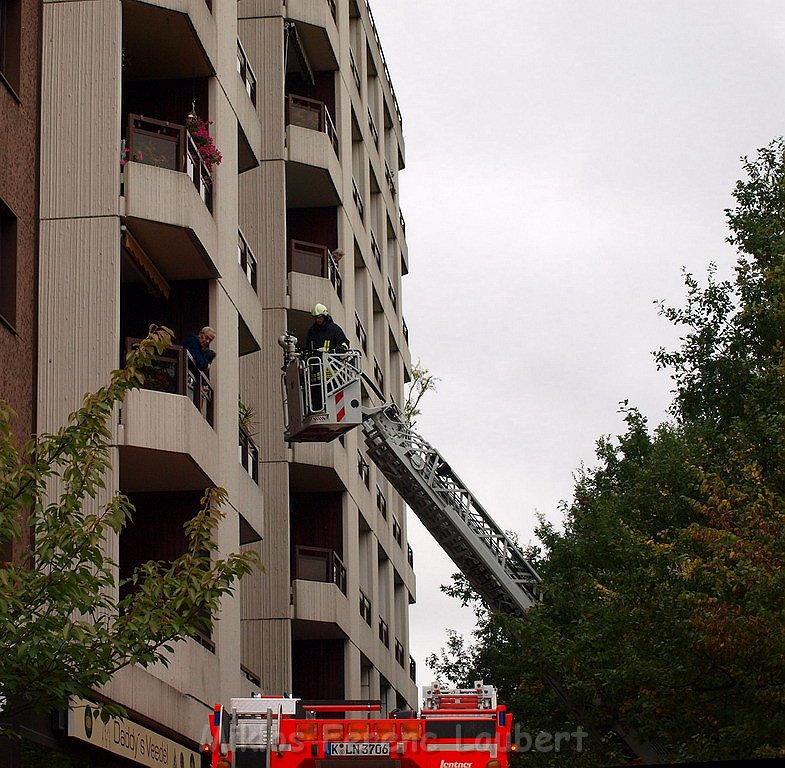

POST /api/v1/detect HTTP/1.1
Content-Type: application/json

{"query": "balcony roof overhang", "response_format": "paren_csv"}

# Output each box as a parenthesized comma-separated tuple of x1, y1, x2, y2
(122, 0, 214, 80)
(123, 217, 219, 282)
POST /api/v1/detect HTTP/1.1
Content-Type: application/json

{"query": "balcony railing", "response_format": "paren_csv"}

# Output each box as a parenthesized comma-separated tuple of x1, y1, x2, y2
(355, 313, 368, 355)
(239, 427, 259, 484)
(359, 589, 372, 626)
(387, 276, 397, 312)
(237, 39, 257, 107)
(379, 616, 389, 647)
(238, 229, 258, 292)
(348, 47, 361, 91)
(286, 94, 338, 155)
(392, 517, 402, 547)
(373, 356, 384, 391)
(409, 656, 416, 682)
(126, 114, 213, 212)
(357, 450, 370, 489)
(384, 162, 396, 198)
(186, 131, 214, 211)
(364, 0, 402, 128)
(294, 545, 347, 595)
(376, 485, 387, 519)
(367, 106, 379, 146)
(370, 231, 382, 268)
(394, 639, 405, 667)
(124, 337, 214, 426)
(327, 250, 343, 300)
(352, 177, 364, 221)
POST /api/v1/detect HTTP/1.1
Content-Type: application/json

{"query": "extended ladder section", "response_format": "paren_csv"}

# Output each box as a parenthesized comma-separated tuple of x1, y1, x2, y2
(362, 404, 542, 615)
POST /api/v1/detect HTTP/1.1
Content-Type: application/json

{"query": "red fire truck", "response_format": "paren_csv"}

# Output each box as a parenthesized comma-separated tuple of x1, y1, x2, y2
(204, 682, 512, 768)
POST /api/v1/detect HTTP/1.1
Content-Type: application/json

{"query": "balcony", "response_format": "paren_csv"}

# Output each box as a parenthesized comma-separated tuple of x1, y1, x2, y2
(367, 107, 379, 146)
(394, 639, 405, 667)
(359, 589, 372, 626)
(407, 545, 413, 567)
(125, 114, 214, 212)
(237, 39, 257, 107)
(287, 94, 338, 156)
(378, 616, 389, 648)
(370, 231, 382, 268)
(392, 517, 401, 547)
(364, 0, 402, 129)
(387, 277, 397, 313)
(357, 451, 370, 489)
(288, 240, 343, 301)
(376, 485, 387, 519)
(384, 162, 396, 199)
(238, 230, 258, 292)
(239, 428, 259, 484)
(351, 177, 364, 222)
(373, 356, 384, 392)
(402, 317, 409, 344)
(125, 337, 214, 426)
(409, 656, 416, 682)
(348, 47, 361, 91)
(354, 313, 368, 355)
(294, 546, 347, 594)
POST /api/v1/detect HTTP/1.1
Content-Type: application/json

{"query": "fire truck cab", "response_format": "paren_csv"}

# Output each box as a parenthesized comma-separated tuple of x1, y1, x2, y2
(205, 682, 511, 768)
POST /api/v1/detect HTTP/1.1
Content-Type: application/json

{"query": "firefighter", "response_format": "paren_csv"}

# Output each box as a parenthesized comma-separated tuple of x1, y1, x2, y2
(304, 304, 349, 412)
(305, 303, 349, 353)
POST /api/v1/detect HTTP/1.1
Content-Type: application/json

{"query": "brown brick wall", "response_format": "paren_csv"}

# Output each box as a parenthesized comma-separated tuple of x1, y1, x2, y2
(0, 0, 41, 450)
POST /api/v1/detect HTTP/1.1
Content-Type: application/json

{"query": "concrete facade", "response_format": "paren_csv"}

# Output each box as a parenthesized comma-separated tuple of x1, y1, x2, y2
(17, 0, 415, 762)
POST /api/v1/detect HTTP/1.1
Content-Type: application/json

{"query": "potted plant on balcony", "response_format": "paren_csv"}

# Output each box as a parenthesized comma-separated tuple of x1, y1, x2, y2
(186, 112, 223, 174)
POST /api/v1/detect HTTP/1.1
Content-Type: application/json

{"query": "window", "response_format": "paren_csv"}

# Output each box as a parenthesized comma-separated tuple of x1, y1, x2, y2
(0, 0, 21, 92)
(0, 199, 17, 328)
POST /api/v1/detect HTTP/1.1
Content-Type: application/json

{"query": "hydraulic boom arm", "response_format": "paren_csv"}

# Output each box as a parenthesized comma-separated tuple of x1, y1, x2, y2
(362, 404, 541, 614)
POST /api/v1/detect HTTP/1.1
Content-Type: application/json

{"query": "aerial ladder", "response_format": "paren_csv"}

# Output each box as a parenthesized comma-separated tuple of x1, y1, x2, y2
(278, 338, 662, 764)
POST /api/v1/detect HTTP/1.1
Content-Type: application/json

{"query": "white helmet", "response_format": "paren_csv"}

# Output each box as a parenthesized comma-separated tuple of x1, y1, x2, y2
(312, 303, 329, 317)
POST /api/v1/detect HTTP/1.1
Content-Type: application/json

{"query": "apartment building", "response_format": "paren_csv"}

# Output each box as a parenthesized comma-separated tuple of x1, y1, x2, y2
(238, 0, 415, 711)
(13, 0, 414, 763)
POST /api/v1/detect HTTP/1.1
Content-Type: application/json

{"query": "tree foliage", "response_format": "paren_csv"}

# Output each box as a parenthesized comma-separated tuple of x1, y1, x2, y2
(428, 140, 785, 764)
(402, 361, 439, 426)
(0, 327, 261, 733)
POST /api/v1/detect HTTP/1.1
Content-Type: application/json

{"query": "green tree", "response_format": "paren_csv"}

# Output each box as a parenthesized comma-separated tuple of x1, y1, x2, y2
(429, 140, 785, 765)
(402, 360, 438, 426)
(0, 327, 260, 734)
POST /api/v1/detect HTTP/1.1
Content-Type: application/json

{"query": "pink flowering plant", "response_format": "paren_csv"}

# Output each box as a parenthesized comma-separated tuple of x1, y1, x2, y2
(186, 113, 223, 174)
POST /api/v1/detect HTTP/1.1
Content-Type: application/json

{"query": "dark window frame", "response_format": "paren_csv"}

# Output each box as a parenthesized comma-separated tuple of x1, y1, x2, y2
(0, 198, 17, 330)
(0, 0, 22, 94)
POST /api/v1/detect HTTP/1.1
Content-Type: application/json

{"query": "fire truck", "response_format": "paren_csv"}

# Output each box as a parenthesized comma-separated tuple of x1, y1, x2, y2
(203, 341, 662, 765)
(204, 682, 512, 768)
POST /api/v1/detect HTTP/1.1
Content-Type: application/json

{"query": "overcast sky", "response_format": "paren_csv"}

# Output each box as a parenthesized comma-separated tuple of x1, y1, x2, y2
(368, 1, 785, 694)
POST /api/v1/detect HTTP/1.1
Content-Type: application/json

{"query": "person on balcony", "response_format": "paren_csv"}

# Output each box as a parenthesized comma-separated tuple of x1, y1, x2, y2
(183, 326, 216, 371)
(305, 304, 348, 354)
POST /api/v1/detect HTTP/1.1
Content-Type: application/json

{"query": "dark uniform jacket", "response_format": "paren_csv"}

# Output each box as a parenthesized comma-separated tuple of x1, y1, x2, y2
(306, 316, 350, 353)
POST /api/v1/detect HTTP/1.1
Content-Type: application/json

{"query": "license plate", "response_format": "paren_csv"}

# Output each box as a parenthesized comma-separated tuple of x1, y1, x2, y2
(327, 742, 391, 757)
